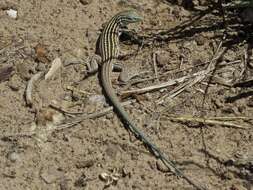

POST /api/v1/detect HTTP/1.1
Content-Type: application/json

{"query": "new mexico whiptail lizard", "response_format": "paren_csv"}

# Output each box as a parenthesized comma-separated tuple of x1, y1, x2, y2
(97, 10, 205, 190)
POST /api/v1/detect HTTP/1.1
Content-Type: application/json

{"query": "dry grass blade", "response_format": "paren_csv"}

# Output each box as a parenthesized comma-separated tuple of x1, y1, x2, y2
(163, 115, 250, 129)
(120, 69, 208, 97)
(121, 37, 226, 99)
(152, 51, 159, 81)
(157, 71, 211, 104)
(0, 100, 135, 138)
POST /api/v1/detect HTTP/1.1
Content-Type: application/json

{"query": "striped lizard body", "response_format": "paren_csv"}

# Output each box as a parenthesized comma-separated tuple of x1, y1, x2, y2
(98, 10, 205, 190)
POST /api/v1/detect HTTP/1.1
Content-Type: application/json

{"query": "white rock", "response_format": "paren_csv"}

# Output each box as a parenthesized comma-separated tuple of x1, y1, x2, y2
(7, 152, 20, 162)
(6, 9, 17, 19)
(88, 95, 106, 104)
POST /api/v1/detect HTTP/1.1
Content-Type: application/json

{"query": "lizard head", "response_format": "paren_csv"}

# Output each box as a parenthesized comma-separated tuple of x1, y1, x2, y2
(116, 10, 143, 26)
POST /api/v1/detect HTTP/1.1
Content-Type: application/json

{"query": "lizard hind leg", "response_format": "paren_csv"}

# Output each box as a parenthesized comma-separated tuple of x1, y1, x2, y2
(111, 63, 138, 83)
(118, 65, 139, 84)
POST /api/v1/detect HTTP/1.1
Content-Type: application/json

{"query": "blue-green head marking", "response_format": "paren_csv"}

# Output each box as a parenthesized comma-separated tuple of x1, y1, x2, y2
(115, 10, 143, 26)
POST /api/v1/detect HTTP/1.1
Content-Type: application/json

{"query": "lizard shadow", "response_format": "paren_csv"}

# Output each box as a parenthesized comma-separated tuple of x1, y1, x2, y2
(225, 90, 253, 103)
(123, 2, 253, 50)
(176, 148, 253, 188)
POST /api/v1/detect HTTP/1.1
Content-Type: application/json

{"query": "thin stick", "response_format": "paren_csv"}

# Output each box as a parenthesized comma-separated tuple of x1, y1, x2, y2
(120, 69, 208, 97)
(152, 52, 159, 81)
(164, 115, 250, 129)
(124, 59, 241, 89)
(208, 116, 251, 121)
(1, 100, 135, 138)
(51, 102, 133, 132)
(157, 71, 209, 104)
(49, 104, 84, 116)
(123, 43, 226, 98)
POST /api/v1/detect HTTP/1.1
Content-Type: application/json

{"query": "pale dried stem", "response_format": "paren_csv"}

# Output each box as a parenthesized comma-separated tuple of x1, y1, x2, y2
(25, 71, 44, 106)
(164, 115, 251, 129)
(1, 100, 135, 138)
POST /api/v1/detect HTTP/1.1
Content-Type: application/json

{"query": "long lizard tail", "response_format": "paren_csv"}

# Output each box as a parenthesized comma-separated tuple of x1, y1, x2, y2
(101, 60, 206, 190)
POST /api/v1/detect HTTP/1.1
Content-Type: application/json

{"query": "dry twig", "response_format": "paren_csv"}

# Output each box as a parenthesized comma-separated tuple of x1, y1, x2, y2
(152, 51, 159, 81)
(1, 100, 135, 138)
(45, 57, 62, 80)
(25, 71, 44, 106)
(120, 69, 208, 97)
(163, 115, 251, 129)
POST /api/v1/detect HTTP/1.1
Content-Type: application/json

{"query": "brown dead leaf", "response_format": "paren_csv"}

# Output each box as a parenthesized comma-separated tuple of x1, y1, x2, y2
(35, 43, 50, 63)
(36, 109, 54, 126)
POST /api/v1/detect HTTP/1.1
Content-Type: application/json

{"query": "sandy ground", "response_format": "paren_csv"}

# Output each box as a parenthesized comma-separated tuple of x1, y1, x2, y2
(0, 0, 252, 189)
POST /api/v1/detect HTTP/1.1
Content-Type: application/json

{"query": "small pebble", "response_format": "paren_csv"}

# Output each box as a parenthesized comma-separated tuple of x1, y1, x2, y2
(0, 66, 13, 82)
(156, 51, 168, 67)
(88, 95, 106, 105)
(36, 62, 46, 72)
(7, 81, 19, 91)
(105, 144, 119, 159)
(79, 0, 92, 5)
(7, 151, 20, 162)
(247, 97, 253, 107)
(40, 167, 64, 184)
(76, 159, 95, 169)
(74, 173, 87, 187)
(16, 62, 32, 80)
(195, 34, 205, 46)
(59, 178, 69, 190)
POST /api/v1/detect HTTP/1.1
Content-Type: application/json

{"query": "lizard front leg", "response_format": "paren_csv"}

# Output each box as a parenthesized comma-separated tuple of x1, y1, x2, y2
(87, 55, 129, 76)
(86, 54, 101, 74)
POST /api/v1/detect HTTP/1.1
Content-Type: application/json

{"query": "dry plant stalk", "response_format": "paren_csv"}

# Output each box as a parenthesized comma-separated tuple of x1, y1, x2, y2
(45, 57, 62, 80)
(120, 69, 208, 97)
(163, 115, 251, 129)
(25, 71, 43, 106)
(1, 100, 135, 138)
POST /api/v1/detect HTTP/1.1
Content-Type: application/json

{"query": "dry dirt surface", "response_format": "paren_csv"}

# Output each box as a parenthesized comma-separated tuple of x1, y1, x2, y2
(0, 0, 253, 190)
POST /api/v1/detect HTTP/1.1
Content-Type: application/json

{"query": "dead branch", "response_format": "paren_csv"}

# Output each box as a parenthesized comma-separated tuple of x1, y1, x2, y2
(25, 71, 44, 106)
